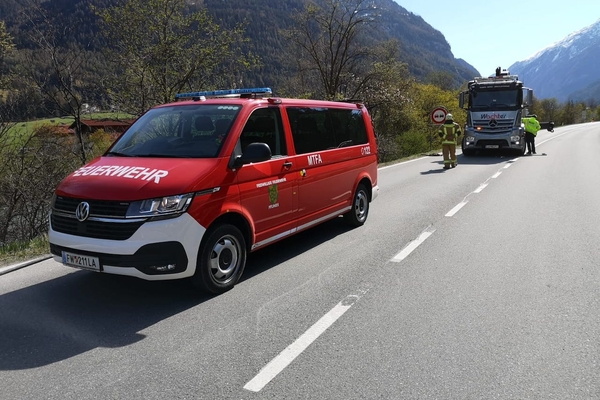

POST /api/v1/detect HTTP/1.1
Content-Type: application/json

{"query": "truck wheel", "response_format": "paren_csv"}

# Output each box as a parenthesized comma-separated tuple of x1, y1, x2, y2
(192, 224, 247, 294)
(344, 184, 369, 227)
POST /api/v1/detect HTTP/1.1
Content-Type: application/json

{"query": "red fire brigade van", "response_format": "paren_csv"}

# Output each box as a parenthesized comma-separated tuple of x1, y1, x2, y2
(49, 88, 379, 294)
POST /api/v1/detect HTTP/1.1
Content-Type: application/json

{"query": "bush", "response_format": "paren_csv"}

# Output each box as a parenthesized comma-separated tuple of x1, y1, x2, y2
(397, 130, 431, 158)
(0, 124, 81, 246)
(88, 129, 119, 159)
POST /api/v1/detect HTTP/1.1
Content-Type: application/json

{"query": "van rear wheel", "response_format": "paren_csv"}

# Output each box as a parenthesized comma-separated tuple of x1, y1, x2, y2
(344, 184, 369, 227)
(192, 224, 246, 294)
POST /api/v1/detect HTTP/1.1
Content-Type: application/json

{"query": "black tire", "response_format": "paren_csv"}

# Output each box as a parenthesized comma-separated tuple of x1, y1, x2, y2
(192, 224, 246, 294)
(343, 184, 369, 227)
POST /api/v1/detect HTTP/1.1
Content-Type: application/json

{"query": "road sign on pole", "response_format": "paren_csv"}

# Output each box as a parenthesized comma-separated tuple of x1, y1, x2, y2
(430, 107, 447, 125)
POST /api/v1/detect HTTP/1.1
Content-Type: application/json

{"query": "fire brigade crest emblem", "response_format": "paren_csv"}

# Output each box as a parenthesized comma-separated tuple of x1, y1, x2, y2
(268, 184, 278, 204)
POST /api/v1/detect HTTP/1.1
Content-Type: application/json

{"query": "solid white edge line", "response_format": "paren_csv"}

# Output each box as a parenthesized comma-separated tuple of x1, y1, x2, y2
(378, 155, 428, 170)
(243, 296, 359, 392)
(445, 201, 468, 217)
(0, 255, 52, 276)
(391, 229, 435, 262)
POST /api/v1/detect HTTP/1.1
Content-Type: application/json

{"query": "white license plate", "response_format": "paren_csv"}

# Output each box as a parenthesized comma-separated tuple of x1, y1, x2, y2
(485, 145, 499, 149)
(62, 251, 101, 271)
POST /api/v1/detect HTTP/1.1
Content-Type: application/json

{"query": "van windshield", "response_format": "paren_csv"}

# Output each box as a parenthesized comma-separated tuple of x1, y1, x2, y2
(107, 104, 241, 158)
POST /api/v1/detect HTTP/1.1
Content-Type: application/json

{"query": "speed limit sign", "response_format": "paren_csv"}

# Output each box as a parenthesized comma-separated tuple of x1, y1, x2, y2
(430, 107, 447, 124)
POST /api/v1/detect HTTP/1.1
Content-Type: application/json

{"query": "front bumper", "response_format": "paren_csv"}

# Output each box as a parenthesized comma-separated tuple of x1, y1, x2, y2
(49, 212, 206, 280)
(463, 129, 524, 150)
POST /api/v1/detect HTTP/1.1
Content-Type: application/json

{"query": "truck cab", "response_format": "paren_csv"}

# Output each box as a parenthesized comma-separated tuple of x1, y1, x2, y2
(459, 68, 534, 156)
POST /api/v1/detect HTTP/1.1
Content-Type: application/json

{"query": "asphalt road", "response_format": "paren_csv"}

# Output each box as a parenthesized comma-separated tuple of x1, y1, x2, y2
(2, 122, 599, 399)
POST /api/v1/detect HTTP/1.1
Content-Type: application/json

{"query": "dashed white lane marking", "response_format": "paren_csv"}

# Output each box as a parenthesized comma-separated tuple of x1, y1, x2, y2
(445, 201, 468, 217)
(244, 291, 367, 392)
(391, 227, 436, 262)
(473, 183, 488, 193)
(445, 157, 519, 217)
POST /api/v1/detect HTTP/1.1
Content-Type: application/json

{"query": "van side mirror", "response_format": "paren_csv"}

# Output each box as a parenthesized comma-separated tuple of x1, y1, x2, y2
(233, 142, 272, 168)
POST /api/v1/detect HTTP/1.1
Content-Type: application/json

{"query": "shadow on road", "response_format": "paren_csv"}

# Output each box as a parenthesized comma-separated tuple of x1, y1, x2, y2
(241, 217, 353, 282)
(0, 272, 205, 370)
(457, 150, 523, 164)
(0, 217, 354, 371)
(420, 151, 520, 175)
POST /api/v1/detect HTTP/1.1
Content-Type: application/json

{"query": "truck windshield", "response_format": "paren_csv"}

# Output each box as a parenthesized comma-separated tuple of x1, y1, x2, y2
(107, 104, 241, 158)
(470, 90, 520, 111)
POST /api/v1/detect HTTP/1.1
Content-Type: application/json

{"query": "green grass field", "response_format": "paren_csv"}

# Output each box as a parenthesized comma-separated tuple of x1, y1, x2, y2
(7, 112, 135, 136)
(0, 235, 50, 268)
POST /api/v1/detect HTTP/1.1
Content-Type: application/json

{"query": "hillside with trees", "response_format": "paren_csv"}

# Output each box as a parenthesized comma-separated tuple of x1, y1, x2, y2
(2, 0, 478, 98)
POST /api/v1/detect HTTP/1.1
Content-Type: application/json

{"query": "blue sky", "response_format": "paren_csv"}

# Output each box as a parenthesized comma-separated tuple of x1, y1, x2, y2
(393, 0, 600, 77)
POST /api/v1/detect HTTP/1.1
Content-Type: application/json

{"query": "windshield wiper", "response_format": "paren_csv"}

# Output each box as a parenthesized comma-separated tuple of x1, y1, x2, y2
(135, 154, 193, 158)
(105, 151, 135, 157)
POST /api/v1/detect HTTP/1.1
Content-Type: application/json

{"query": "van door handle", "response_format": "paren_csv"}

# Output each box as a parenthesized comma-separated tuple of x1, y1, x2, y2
(283, 162, 293, 169)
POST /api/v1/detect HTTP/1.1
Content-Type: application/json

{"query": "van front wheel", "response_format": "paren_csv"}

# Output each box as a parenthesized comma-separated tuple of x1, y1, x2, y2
(344, 184, 369, 227)
(192, 224, 247, 294)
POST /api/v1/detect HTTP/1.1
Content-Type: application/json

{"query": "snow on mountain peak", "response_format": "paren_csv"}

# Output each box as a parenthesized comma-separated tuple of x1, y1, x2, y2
(525, 18, 600, 62)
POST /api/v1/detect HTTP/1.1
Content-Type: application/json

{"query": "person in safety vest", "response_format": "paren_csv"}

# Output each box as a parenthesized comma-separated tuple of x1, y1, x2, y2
(438, 113, 461, 169)
(522, 114, 541, 155)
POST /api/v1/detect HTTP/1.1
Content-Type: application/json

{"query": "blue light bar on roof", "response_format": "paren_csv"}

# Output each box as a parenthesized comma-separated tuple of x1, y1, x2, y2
(175, 87, 272, 99)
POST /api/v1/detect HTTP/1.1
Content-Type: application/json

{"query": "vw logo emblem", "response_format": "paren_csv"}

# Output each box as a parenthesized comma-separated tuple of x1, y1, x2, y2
(489, 119, 498, 127)
(75, 202, 90, 222)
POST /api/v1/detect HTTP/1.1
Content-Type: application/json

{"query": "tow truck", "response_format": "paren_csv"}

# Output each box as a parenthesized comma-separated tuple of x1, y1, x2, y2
(460, 67, 533, 156)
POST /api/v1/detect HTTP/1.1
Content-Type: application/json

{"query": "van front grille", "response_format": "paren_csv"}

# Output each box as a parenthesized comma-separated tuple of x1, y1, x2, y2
(51, 213, 144, 240)
(51, 196, 142, 240)
(53, 196, 131, 218)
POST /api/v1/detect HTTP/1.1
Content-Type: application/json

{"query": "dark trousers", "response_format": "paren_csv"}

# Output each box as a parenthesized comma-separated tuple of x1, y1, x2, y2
(525, 132, 536, 153)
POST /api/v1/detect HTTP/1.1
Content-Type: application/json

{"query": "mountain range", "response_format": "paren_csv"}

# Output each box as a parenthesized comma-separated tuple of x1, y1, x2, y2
(509, 19, 600, 103)
(2, 0, 479, 89)
(2, 1, 599, 103)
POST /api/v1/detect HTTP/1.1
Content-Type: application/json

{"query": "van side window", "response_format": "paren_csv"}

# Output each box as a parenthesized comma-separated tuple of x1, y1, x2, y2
(287, 107, 368, 154)
(240, 108, 287, 156)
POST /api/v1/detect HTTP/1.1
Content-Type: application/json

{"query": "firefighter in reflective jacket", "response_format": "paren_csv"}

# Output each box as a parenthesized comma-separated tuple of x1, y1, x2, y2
(522, 114, 541, 155)
(438, 113, 461, 169)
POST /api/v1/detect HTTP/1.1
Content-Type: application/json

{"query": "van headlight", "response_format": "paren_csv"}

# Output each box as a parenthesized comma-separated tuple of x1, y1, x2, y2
(127, 193, 194, 219)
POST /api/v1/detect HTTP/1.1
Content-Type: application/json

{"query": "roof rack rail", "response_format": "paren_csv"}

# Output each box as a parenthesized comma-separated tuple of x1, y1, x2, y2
(339, 98, 364, 103)
(472, 75, 519, 84)
(175, 87, 273, 101)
